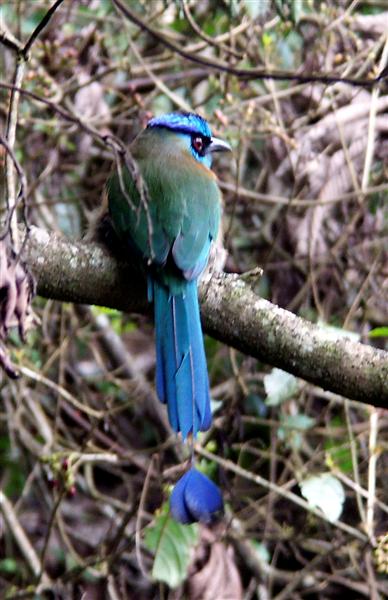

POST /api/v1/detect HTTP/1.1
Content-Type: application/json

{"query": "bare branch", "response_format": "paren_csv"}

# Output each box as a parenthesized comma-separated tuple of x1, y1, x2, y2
(0, 491, 50, 584)
(112, 0, 387, 88)
(21, 225, 388, 409)
(22, 0, 67, 59)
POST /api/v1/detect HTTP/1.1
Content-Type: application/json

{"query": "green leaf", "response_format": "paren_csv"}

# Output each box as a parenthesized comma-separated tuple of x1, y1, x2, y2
(0, 558, 18, 574)
(251, 541, 270, 563)
(91, 306, 121, 317)
(368, 327, 388, 338)
(243, 0, 270, 18)
(264, 368, 298, 405)
(291, 0, 304, 23)
(262, 31, 274, 49)
(144, 503, 199, 589)
(281, 414, 316, 430)
(300, 474, 345, 523)
(278, 414, 315, 449)
(0, 438, 26, 497)
(278, 30, 303, 69)
(90, 305, 136, 334)
(324, 419, 353, 473)
(325, 442, 353, 473)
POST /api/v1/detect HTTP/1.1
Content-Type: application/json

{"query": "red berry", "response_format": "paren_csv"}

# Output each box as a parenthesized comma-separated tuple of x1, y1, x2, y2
(67, 485, 76, 498)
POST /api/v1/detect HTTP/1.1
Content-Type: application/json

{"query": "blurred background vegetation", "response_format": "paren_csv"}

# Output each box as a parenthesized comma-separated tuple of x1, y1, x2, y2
(0, 1, 387, 598)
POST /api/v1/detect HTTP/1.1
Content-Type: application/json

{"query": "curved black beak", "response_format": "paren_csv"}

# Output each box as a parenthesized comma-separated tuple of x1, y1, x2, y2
(207, 137, 232, 153)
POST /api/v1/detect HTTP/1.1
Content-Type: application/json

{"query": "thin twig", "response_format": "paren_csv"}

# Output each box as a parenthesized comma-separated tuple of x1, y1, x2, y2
(112, 0, 386, 88)
(0, 491, 50, 583)
(219, 180, 388, 207)
(4, 58, 25, 250)
(20, 365, 105, 418)
(344, 400, 366, 526)
(0, 24, 23, 52)
(0, 133, 28, 241)
(182, 0, 243, 59)
(361, 34, 388, 190)
(196, 446, 369, 542)
(37, 490, 66, 585)
(135, 455, 156, 580)
(2, 0, 68, 252)
(366, 409, 379, 543)
(22, 0, 67, 59)
(127, 31, 192, 113)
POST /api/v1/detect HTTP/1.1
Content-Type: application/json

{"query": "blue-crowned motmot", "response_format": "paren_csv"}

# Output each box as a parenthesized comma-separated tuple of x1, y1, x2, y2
(107, 112, 231, 439)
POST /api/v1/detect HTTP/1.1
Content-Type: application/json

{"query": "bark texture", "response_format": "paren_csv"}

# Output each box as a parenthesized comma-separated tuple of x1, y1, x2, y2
(22, 226, 388, 408)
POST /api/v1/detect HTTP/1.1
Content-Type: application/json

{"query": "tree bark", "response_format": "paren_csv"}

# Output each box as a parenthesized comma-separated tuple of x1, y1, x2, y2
(22, 225, 388, 408)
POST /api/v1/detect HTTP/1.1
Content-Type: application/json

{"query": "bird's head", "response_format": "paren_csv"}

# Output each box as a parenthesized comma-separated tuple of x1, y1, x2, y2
(146, 112, 231, 168)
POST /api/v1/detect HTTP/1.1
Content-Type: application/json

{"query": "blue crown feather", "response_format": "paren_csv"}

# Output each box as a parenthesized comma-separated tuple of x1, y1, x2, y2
(147, 112, 212, 139)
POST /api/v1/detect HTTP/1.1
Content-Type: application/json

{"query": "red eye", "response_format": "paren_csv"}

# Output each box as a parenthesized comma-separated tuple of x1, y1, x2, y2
(192, 136, 204, 153)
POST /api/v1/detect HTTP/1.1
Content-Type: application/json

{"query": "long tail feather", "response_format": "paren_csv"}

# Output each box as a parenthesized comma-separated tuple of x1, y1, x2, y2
(153, 279, 211, 438)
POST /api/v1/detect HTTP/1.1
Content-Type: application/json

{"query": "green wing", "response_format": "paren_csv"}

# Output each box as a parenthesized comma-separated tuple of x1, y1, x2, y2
(107, 152, 221, 283)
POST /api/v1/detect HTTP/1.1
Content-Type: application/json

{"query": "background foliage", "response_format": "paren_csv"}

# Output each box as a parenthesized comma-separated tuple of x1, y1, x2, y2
(0, 1, 387, 598)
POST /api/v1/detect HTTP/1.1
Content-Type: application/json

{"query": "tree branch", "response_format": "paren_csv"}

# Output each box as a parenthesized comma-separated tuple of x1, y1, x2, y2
(22, 226, 387, 408)
(112, 0, 387, 89)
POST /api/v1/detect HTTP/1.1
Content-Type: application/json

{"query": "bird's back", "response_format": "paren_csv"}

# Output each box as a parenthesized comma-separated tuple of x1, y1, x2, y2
(108, 127, 222, 291)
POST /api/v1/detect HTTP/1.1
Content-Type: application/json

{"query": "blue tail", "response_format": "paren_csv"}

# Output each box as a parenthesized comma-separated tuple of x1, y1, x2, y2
(152, 279, 211, 438)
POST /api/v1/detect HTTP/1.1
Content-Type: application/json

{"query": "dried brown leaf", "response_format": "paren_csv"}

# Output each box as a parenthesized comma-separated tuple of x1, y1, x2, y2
(188, 529, 243, 600)
(0, 237, 35, 376)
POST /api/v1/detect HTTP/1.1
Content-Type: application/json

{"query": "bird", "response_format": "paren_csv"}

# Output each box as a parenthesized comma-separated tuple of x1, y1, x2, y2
(106, 112, 231, 439)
